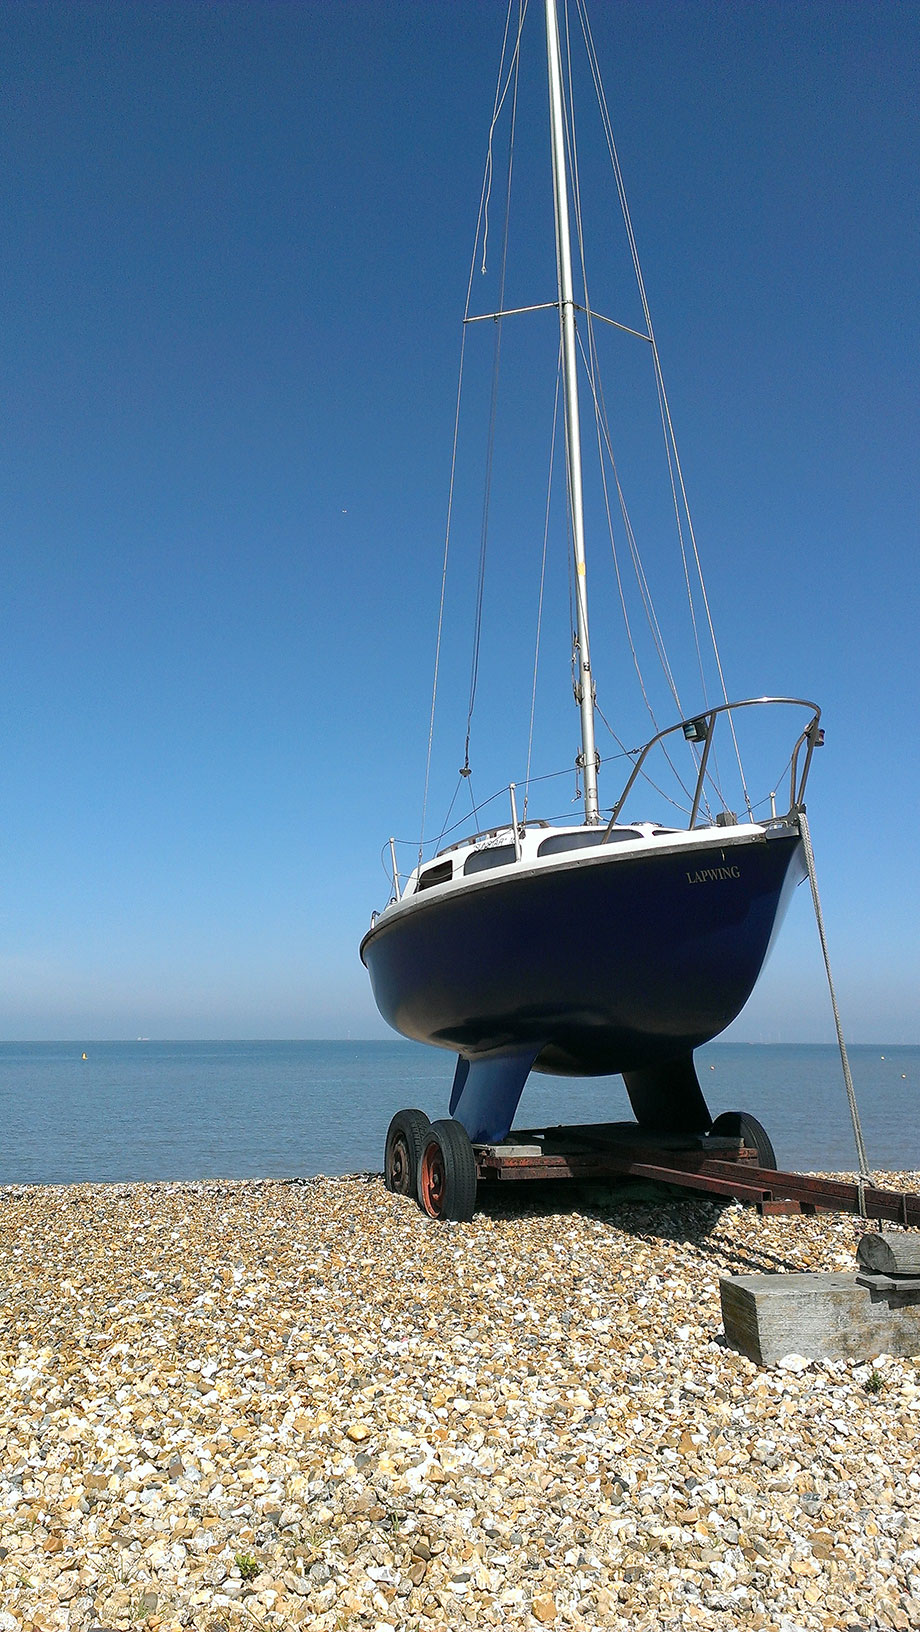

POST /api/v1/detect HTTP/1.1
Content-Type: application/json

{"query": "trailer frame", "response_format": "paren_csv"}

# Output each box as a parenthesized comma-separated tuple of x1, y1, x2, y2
(470, 1121, 920, 1226)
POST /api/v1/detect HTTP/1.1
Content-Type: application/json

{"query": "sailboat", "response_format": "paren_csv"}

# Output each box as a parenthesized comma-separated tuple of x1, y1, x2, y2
(361, 0, 822, 1198)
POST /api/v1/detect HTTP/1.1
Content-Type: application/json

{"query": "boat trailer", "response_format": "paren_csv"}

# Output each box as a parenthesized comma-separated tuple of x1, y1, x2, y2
(384, 1111, 920, 1225)
(475, 1123, 920, 1224)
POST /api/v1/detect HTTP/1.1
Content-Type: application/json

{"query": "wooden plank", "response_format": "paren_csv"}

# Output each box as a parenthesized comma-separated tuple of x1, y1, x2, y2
(473, 1125, 920, 1224)
(476, 1147, 771, 1199)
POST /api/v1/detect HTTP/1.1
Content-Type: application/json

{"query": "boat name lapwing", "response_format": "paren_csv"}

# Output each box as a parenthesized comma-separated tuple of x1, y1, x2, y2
(686, 866, 741, 884)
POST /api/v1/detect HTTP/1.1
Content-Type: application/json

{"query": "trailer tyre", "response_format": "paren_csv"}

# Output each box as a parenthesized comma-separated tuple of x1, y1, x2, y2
(384, 1108, 430, 1195)
(710, 1110, 777, 1170)
(417, 1119, 477, 1221)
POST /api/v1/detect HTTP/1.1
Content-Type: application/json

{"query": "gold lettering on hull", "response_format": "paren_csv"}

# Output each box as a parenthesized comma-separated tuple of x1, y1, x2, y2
(686, 865, 741, 884)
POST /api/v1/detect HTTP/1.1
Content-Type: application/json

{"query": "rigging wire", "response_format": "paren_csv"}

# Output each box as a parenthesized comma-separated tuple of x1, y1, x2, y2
(575, 0, 752, 817)
(406, 761, 585, 860)
(392, 727, 795, 892)
(593, 706, 692, 817)
(433, 773, 466, 858)
(418, 0, 527, 864)
(461, 0, 525, 779)
(424, 0, 755, 856)
(576, 334, 681, 717)
(570, 2, 718, 816)
(398, 735, 697, 868)
(561, 3, 706, 817)
(523, 365, 562, 822)
(562, 4, 667, 724)
(573, 0, 705, 688)
(572, 332, 704, 817)
(481, 1, 529, 275)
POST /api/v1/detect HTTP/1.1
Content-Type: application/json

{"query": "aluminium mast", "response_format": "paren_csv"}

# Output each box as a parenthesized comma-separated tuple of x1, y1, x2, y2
(544, 0, 600, 823)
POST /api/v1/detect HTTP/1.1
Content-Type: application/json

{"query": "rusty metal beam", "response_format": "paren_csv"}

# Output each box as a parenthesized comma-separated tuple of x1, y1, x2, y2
(473, 1135, 920, 1225)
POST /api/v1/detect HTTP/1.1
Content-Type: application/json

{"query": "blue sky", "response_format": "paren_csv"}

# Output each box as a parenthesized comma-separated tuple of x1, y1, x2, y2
(1, 0, 917, 1042)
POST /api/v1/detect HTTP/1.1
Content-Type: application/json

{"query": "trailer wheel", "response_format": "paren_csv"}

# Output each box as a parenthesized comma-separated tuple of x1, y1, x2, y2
(417, 1119, 477, 1221)
(710, 1110, 777, 1170)
(384, 1108, 430, 1195)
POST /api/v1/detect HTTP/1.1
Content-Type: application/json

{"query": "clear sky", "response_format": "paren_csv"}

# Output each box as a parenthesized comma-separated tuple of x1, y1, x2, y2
(1, 1, 917, 1042)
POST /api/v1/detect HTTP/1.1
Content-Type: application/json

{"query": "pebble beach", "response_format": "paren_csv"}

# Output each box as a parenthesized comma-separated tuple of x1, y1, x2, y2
(1, 1174, 919, 1631)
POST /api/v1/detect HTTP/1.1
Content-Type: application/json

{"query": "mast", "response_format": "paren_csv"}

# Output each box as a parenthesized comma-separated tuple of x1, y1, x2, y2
(545, 0, 599, 823)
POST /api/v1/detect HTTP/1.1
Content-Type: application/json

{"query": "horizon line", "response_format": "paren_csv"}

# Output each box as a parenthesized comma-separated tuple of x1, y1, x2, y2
(0, 1037, 916, 1049)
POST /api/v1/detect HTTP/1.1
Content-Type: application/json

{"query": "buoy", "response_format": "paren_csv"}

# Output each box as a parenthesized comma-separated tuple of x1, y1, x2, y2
(82, 1053, 87, 1061)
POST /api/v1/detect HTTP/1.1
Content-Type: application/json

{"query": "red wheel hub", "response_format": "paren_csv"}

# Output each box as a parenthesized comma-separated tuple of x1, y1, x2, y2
(419, 1143, 446, 1217)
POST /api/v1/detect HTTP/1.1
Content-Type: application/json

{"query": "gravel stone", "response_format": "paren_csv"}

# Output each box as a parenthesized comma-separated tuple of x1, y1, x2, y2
(0, 1171, 917, 1629)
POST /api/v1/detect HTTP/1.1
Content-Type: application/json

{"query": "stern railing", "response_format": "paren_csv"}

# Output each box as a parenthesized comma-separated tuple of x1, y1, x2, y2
(380, 696, 823, 907)
(604, 696, 823, 838)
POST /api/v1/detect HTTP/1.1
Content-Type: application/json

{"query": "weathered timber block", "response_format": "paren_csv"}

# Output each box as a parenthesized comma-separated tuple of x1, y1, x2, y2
(720, 1272, 920, 1366)
(856, 1231, 920, 1277)
(856, 1271, 920, 1295)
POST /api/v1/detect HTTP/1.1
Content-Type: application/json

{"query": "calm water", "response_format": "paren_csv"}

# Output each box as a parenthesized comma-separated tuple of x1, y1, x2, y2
(0, 1040, 916, 1185)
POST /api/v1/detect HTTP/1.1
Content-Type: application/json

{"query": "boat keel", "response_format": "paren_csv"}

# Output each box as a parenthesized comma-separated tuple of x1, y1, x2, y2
(450, 1048, 713, 1145)
(622, 1055, 713, 1135)
(449, 1047, 543, 1144)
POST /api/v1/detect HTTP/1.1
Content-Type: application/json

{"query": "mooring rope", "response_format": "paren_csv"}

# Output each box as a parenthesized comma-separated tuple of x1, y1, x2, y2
(798, 810, 872, 1211)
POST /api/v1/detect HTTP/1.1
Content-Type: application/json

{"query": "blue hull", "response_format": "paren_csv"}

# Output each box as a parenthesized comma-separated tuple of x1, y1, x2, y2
(362, 831, 804, 1140)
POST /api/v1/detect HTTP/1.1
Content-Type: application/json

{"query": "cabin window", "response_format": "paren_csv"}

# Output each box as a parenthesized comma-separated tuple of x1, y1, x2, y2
(415, 859, 453, 892)
(537, 829, 637, 857)
(463, 843, 518, 876)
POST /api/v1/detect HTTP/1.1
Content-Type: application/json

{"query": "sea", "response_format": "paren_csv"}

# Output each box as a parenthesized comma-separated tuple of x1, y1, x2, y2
(0, 1040, 916, 1186)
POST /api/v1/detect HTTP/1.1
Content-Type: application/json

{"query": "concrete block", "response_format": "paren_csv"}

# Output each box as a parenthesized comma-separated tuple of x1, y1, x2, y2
(720, 1271, 920, 1366)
